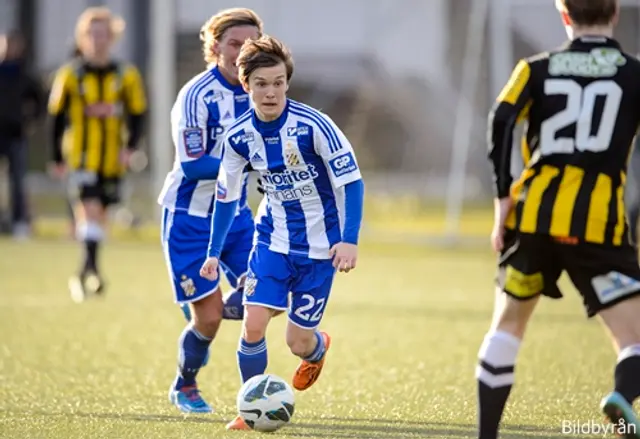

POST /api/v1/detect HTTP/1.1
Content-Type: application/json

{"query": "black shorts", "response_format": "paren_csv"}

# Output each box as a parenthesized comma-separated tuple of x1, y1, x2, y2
(496, 230, 640, 318)
(67, 171, 121, 207)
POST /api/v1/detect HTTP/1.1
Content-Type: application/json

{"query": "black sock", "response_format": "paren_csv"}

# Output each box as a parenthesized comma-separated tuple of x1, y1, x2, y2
(615, 345, 640, 404)
(82, 239, 99, 275)
(476, 331, 521, 439)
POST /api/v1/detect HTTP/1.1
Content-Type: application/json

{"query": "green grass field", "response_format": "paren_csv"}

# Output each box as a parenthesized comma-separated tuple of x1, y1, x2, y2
(0, 229, 637, 439)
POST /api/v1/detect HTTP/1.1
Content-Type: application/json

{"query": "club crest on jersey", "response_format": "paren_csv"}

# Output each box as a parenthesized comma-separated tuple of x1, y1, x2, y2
(183, 128, 205, 158)
(180, 275, 196, 297)
(285, 143, 301, 167)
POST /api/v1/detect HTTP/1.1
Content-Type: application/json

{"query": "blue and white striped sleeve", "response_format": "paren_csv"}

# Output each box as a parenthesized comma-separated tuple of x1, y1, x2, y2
(313, 113, 362, 189)
(170, 80, 221, 181)
(207, 137, 249, 258)
(216, 137, 249, 203)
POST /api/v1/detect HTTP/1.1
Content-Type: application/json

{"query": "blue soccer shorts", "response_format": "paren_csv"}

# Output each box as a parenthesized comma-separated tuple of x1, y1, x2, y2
(161, 208, 254, 304)
(243, 244, 336, 329)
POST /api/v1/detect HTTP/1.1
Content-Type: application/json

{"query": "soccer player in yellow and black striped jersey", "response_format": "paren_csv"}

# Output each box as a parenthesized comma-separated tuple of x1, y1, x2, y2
(476, 1, 640, 438)
(48, 7, 147, 302)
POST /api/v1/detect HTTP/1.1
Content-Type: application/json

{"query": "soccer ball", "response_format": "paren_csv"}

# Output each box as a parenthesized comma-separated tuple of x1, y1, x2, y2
(236, 374, 295, 432)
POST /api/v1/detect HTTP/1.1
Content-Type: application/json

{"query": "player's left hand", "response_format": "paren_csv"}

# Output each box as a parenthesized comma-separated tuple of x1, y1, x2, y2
(199, 257, 220, 281)
(120, 148, 134, 168)
(329, 242, 358, 273)
(491, 196, 513, 252)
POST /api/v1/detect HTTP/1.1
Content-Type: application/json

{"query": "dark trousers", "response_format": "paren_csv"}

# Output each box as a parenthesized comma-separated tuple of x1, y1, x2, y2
(0, 136, 29, 225)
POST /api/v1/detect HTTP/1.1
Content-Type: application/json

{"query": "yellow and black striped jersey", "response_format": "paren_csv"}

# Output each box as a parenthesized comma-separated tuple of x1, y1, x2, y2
(48, 59, 147, 177)
(488, 36, 640, 246)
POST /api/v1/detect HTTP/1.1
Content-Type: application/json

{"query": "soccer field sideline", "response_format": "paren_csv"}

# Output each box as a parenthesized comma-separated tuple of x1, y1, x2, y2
(25, 203, 496, 249)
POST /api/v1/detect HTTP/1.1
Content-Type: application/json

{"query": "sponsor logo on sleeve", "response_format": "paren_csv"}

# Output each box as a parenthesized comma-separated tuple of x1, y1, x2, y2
(328, 152, 358, 178)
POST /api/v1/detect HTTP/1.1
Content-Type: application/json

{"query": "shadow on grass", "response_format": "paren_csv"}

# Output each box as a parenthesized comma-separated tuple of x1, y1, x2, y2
(1, 409, 225, 425)
(331, 303, 587, 325)
(283, 417, 573, 439)
(1, 410, 577, 438)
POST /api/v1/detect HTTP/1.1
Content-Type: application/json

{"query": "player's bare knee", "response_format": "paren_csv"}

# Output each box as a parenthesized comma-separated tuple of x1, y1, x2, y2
(242, 305, 271, 343)
(492, 291, 538, 339)
(75, 202, 104, 238)
(193, 310, 222, 337)
(191, 292, 224, 337)
(82, 200, 103, 222)
(598, 295, 640, 349)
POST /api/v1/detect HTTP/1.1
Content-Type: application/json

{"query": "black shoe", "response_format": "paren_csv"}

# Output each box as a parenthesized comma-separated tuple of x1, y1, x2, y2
(84, 271, 106, 296)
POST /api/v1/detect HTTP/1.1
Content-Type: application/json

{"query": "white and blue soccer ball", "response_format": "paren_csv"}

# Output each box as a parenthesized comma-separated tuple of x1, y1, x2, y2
(236, 374, 295, 432)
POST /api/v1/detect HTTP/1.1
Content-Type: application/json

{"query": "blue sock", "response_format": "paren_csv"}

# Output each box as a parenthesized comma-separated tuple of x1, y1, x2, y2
(304, 331, 326, 363)
(180, 304, 192, 322)
(237, 337, 268, 383)
(222, 288, 244, 320)
(174, 325, 212, 389)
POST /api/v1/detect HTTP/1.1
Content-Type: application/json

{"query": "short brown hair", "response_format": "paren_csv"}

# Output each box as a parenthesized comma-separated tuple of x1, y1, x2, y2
(237, 35, 294, 85)
(556, 0, 618, 26)
(200, 8, 263, 65)
(75, 7, 125, 49)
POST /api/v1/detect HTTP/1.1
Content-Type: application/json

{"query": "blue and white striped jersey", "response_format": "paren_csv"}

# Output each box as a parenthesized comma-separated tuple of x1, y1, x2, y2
(216, 99, 363, 259)
(158, 66, 251, 217)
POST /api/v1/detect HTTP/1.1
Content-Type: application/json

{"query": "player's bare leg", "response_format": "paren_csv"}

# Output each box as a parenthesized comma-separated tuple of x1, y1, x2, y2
(68, 199, 106, 302)
(227, 304, 274, 430)
(597, 296, 640, 438)
(288, 322, 331, 391)
(476, 289, 540, 439)
(169, 290, 223, 414)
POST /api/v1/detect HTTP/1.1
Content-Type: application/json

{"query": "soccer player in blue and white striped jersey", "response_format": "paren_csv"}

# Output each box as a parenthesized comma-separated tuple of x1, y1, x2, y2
(157, 8, 263, 414)
(200, 35, 365, 430)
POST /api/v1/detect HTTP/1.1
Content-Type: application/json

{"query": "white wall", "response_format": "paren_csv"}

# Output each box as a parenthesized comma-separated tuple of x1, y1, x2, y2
(35, 0, 450, 83)
(178, 0, 449, 81)
(0, 0, 18, 33)
(35, 0, 131, 70)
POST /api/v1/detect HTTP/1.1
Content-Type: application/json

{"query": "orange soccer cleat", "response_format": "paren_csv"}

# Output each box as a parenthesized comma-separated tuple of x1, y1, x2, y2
(292, 332, 332, 391)
(225, 415, 251, 431)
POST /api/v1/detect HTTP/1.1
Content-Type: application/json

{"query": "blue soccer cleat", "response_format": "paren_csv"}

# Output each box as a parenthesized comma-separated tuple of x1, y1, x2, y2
(601, 391, 640, 439)
(169, 385, 213, 414)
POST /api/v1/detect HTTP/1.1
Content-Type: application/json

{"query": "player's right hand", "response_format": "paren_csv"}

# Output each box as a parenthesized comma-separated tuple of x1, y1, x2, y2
(48, 162, 67, 180)
(199, 257, 220, 281)
(491, 197, 513, 252)
(329, 242, 358, 273)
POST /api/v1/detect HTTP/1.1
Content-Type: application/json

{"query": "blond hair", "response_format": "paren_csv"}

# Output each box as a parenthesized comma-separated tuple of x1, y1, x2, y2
(75, 7, 125, 51)
(237, 35, 294, 85)
(199, 8, 263, 65)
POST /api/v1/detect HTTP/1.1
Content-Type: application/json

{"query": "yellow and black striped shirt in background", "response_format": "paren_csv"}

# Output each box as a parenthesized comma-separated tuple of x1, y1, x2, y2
(488, 37, 640, 246)
(48, 59, 147, 178)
